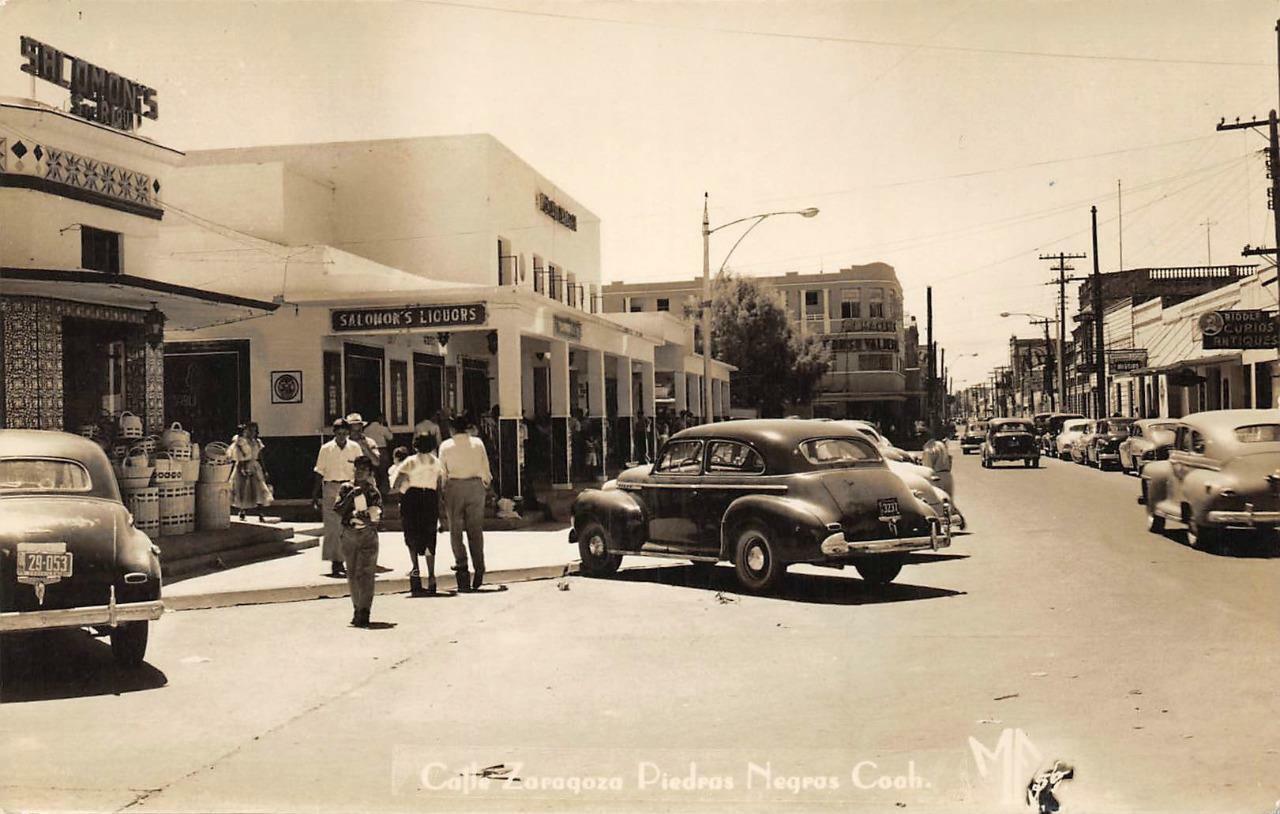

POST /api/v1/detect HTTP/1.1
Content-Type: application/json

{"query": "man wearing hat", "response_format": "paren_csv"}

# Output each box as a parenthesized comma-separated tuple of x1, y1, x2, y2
(345, 412, 382, 468)
(313, 418, 364, 577)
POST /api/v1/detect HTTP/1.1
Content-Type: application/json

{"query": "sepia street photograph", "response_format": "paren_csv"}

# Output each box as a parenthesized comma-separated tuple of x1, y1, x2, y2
(2, 1, 1280, 812)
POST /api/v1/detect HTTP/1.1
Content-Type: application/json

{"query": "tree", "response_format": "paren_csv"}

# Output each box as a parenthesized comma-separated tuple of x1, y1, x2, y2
(708, 271, 830, 417)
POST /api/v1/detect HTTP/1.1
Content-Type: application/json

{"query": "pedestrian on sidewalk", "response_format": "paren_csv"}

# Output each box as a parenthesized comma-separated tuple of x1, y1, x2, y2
(229, 421, 272, 522)
(392, 435, 443, 596)
(313, 418, 363, 578)
(334, 455, 383, 628)
(363, 413, 396, 495)
(414, 412, 442, 450)
(345, 413, 382, 468)
(439, 414, 491, 593)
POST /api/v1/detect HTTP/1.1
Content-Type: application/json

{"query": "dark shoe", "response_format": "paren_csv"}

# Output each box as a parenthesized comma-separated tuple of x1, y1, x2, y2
(238, 511, 246, 521)
(471, 572, 484, 592)
(354, 608, 370, 628)
(331, 562, 346, 578)
(455, 571, 471, 593)
(350, 612, 360, 627)
(409, 573, 430, 597)
(426, 579, 437, 595)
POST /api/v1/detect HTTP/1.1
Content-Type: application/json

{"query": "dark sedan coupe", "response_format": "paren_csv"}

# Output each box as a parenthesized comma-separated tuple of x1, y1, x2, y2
(0, 430, 163, 666)
(981, 418, 1040, 468)
(570, 420, 951, 592)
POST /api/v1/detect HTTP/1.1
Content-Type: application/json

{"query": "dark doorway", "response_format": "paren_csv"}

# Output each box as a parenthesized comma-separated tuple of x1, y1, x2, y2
(533, 366, 550, 418)
(63, 318, 133, 431)
(164, 340, 251, 443)
(1257, 363, 1274, 409)
(413, 353, 444, 424)
(462, 359, 490, 417)
(343, 343, 384, 419)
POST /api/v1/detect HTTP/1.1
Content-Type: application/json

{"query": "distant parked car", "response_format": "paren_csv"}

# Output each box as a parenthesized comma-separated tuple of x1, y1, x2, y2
(1042, 413, 1086, 456)
(961, 422, 988, 455)
(1085, 417, 1136, 469)
(1069, 420, 1097, 464)
(1119, 419, 1178, 475)
(1141, 409, 1280, 550)
(838, 419, 920, 464)
(0, 430, 164, 667)
(570, 420, 951, 592)
(981, 418, 1040, 468)
(1056, 418, 1091, 460)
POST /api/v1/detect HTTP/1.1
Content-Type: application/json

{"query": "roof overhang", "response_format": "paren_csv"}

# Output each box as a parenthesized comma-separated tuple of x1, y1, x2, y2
(1132, 351, 1243, 375)
(0, 268, 279, 329)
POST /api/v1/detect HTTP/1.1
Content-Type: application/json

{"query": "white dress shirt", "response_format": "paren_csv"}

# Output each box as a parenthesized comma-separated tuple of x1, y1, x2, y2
(393, 453, 442, 493)
(438, 433, 492, 486)
(314, 439, 363, 481)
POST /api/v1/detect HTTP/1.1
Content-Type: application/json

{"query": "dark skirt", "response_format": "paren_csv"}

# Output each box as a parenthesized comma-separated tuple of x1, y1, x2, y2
(402, 487, 439, 556)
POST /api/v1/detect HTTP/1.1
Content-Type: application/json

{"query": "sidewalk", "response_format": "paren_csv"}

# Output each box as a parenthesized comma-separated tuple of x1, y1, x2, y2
(163, 523, 578, 611)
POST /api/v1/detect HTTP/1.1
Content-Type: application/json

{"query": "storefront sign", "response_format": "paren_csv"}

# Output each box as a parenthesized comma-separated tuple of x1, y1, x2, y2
(1199, 309, 1278, 350)
(330, 304, 487, 332)
(827, 336, 899, 352)
(554, 315, 582, 340)
(537, 192, 578, 231)
(19, 36, 159, 132)
(270, 370, 303, 404)
(839, 318, 897, 334)
(1108, 350, 1148, 374)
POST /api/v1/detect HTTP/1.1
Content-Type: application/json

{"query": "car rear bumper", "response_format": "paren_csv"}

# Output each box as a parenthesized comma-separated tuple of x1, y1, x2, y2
(820, 517, 952, 557)
(987, 452, 1037, 460)
(1206, 508, 1280, 528)
(0, 587, 164, 633)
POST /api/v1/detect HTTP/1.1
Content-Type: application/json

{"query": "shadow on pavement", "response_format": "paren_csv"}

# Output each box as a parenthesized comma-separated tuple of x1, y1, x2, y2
(1183, 532, 1280, 559)
(610, 564, 964, 606)
(0, 629, 168, 703)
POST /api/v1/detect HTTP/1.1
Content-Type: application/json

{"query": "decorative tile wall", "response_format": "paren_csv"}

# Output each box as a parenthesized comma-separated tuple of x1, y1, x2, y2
(1, 296, 159, 431)
(3, 139, 156, 207)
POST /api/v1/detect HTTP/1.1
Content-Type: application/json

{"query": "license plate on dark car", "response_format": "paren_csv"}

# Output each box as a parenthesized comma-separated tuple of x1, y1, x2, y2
(16, 543, 73, 579)
(878, 498, 900, 517)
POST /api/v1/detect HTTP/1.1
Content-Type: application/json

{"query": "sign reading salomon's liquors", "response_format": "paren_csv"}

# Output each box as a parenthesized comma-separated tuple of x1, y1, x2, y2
(1199, 309, 1278, 350)
(331, 304, 487, 332)
(19, 36, 158, 132)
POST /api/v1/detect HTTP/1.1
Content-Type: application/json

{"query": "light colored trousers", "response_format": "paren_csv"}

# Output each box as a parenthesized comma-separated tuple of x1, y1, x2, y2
(445, 478, 486, 577)
(341, 526, 379, 611)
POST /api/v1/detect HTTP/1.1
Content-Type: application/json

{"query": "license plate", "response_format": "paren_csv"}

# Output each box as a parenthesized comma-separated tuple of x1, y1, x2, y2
(16, 543, 73, 579)
(878, 498, 900, 517)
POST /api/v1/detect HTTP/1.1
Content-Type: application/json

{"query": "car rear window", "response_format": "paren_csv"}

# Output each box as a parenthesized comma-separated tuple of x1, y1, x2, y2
(0, 458, 93, 493)
(994, 423, 1033, 434)
(1234, 424, 1280, 443)
(799, 437, 881, 467)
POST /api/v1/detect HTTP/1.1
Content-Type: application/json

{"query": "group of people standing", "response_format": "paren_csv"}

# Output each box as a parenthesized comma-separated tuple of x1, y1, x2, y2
(312, 412, 493, 628)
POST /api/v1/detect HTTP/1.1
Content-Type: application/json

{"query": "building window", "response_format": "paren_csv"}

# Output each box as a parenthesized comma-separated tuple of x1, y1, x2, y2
(81, 226, 121, 275)
(868, 287, 885, 319)
(657, 298, 670, 312)
(804, 290, 824, 321)
(860, 353, 897, 371)
(532, 256, 544, 294)
(629, 298, 643, 313)
(840, 289, 861, 319)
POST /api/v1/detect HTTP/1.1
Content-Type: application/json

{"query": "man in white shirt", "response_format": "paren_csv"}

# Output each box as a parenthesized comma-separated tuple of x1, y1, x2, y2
(313, 418, 364, 577)
(414, 414, 442, 448)
(438, 415, 492, 592)
(362, 413, 396, 493)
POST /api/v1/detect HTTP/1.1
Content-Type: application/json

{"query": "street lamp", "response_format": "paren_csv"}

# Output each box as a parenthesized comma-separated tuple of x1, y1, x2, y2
(702, 194, 819, 422)
(1001, 311, 1058, 411)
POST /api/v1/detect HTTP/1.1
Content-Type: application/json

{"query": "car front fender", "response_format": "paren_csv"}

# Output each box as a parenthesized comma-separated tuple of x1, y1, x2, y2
(571, 487, 646, 552)
(1141, 460, 1174, 508)
(719, 494, 830, 563)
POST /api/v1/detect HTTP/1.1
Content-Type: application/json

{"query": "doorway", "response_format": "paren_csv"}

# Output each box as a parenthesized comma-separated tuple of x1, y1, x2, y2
(461, 359, 490, 417)
(344, 343, 384, 419)
(63, 317, 132, 431)
(413, 352, 444, 423)
(164, 339, 251, 443)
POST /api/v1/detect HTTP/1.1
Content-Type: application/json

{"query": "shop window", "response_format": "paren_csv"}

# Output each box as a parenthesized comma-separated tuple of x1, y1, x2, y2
(323, 351, 342, 425)
(81, 226, 121, 275)
(657, 298, 670, 312)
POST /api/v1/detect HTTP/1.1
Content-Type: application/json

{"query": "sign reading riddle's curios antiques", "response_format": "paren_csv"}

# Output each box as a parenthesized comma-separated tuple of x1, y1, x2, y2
(330, 304, 487, 332)
(1199, 309, 1279, 350)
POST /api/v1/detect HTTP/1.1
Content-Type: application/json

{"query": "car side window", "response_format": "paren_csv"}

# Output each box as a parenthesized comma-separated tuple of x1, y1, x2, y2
(655, 440, 704, 474)
(1190, 430, 1206, 455)
(1131, 425, 1142, 439)
(706, 440, 764, 474)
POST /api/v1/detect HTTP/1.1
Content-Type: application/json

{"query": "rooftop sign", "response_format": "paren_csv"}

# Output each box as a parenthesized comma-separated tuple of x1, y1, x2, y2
(1199, 309, 1277, 350)
(19, 35, 158, 132)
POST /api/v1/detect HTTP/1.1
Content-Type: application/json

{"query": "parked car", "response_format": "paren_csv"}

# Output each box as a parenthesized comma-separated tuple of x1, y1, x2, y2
(1069, 420, 1097, 464)
(1032, 412, 1052, 439)
(960, 421, 988, 454)
(0, 430, 163, 667)
(839, 419, 920, 464)
(981, 418, 1040, 468)
(1141, 409, 1280, 550)
(570, 420, 952, 592)
(1055, 418, 1091, 459)
(1119, 419, 1178, 475)
(1042, 412, 1086, 455)
(1085, 417, 1136, 469)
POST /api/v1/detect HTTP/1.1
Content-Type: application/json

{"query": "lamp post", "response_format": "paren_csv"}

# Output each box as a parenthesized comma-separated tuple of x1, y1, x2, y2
(1001, 311, 1058, 411)
(702, 194, 819, 422)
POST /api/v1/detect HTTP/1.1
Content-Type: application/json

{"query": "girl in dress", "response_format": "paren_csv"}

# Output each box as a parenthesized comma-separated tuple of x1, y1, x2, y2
(391, 434, 443, 596)
(230, 421, 272, 521)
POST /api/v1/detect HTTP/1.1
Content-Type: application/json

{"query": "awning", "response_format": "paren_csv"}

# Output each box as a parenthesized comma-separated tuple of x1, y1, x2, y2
(1132, 351, 1242, 375)
(0, 268, 278, 330)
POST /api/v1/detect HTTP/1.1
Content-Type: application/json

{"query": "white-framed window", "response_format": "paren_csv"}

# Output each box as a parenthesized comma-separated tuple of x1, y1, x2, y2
(804, 290, 824, 320)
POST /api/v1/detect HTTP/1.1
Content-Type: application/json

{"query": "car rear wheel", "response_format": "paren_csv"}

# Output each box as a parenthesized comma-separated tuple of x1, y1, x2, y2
(733, 523, 784, 593)
(577, 521, 622, 577)
(110, 621, 149, 668)
(854, 555, 905, 586)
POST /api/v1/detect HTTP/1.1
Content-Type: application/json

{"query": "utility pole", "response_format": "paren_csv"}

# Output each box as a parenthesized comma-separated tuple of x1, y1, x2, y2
(940, 347, 947, 424)
(926, 287, 935, 432)
(1117, 179, 1124, 271)
(1091, 206, 1107, 418)
(1214, 20, 1280, 402)
(1040, 252, 1088, 414)
(1200, 218, 1218, 265)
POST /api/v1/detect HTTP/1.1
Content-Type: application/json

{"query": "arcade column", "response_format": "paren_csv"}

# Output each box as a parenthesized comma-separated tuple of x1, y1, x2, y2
(638, 360, 657, 461)
(585, 348, 607, 482)
(495, 329, 523, 500)
(614, 354, 634, 466)
(548, 338, 571, 488)
(673, 371, 688, 415)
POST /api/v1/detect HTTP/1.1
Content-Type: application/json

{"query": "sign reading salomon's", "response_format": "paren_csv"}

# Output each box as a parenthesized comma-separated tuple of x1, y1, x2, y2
(19, 36, 159, 132)
(331, 304, 487, 332)
(537, 192, 578, 231)
(1199, 309, 1278, 350)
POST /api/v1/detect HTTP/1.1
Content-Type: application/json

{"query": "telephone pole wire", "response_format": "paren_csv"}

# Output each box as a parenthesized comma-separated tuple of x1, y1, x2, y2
(1041, 251, 1088, 412)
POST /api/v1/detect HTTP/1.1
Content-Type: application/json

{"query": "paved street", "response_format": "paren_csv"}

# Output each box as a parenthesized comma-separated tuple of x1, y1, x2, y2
(4, 445, 1280, 814)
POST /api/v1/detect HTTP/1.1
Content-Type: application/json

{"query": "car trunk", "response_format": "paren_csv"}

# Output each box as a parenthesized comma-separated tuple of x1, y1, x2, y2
(1223, 453, 1280, 509)
(992, 432, 1035, 455)
(0, 497, 119, 614)
(818, 469, 933, 541)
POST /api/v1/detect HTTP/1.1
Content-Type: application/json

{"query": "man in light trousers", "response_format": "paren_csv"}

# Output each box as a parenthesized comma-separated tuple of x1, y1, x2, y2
(439, 415, 492, 592)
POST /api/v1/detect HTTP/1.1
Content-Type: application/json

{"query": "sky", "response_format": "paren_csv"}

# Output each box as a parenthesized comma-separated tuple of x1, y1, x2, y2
(2, 0, 1279, 388)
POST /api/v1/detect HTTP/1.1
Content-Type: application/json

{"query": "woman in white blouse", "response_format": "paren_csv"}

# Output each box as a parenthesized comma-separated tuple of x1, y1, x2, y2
(391, 434, 444, 596)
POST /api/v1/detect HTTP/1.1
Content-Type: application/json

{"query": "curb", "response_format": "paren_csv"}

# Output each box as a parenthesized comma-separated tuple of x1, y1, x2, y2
(163, 562, 576, 612)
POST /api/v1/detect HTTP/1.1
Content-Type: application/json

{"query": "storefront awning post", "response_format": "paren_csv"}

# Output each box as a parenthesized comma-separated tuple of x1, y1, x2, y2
(549, 339, 571, 487)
